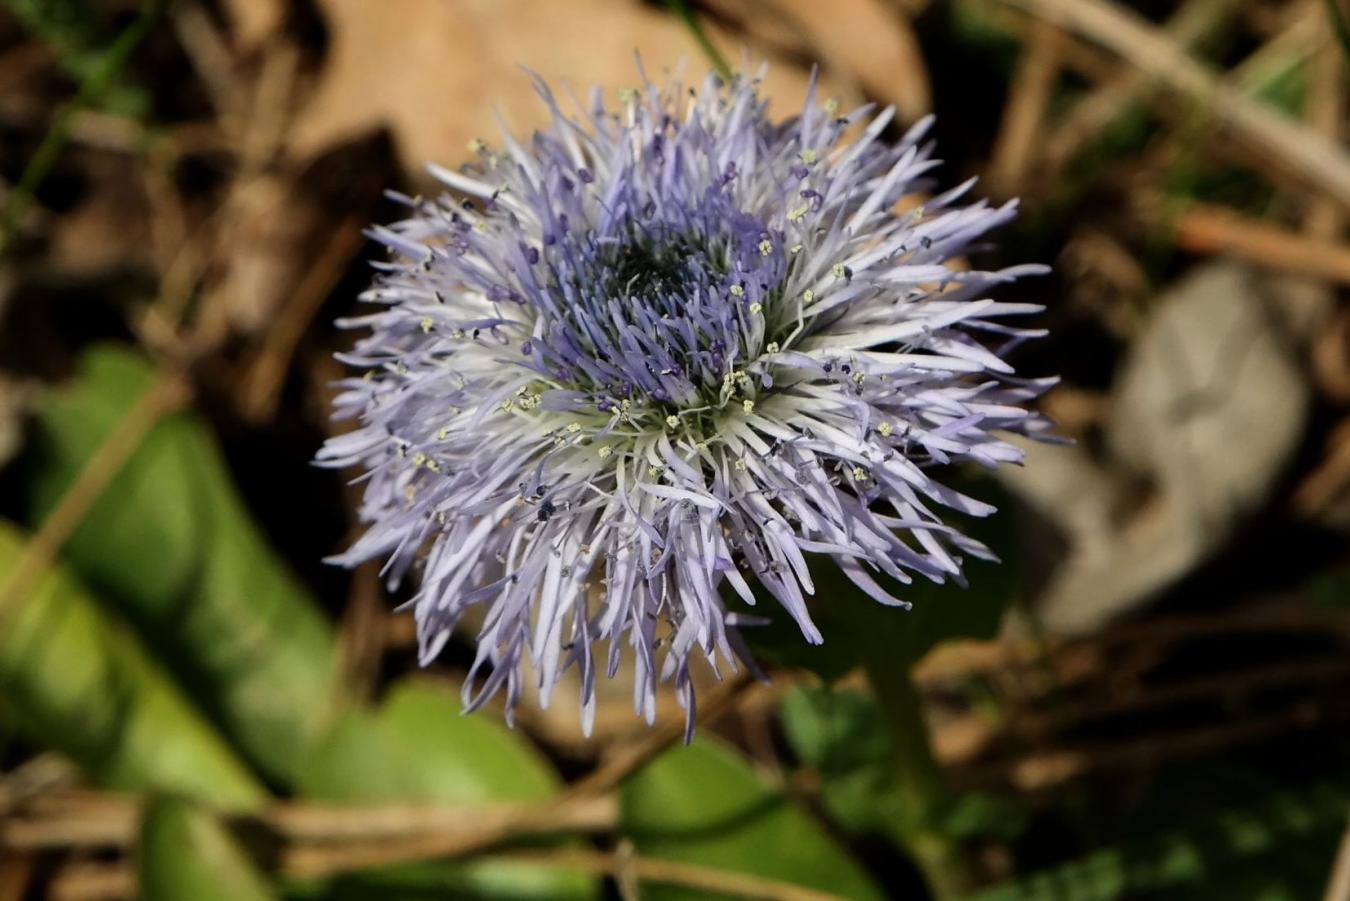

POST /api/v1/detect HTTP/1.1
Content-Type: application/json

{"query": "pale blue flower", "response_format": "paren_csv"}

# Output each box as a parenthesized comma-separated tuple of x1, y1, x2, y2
(319, 66, 1054, 736)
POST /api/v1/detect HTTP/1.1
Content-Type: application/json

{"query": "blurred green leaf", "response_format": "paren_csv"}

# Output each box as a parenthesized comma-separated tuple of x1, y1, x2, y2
(295, 679, 596, 900)
(0, 521, 265, 808)
(740, 475, 1019, 684)
(26, 344, 338, 785)
(970, 783, 1348, 901)
(138, 797, 277, 901)
(622, 739, 884, 901)
(780, 684, 1026, 842)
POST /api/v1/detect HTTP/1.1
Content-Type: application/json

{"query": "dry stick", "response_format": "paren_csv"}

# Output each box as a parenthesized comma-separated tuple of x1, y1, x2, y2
(271, 794, 618, 845)
(987, 18, 1063, 194)
(1016, 656, 1350, 737)
(483, 848, 853, 901)
(1305, 2, 1346, 241)
(39, 847, 852, 901)
(1000, 0, 1350, 210)
(2, 794, 616, 854)
(237, 215, 367, 421)
(45, 861, 134, 901)
(564, 670, 755, 801)
(1168, 202, 1350, 285)
(280, 795, 621, 879)
(1326, 818, 1350, 901)
(975, 703, 1326, 793)
(0, 375, 189, 631)
(276, 675, 752, 880)
(1043, 0, 1240, 169)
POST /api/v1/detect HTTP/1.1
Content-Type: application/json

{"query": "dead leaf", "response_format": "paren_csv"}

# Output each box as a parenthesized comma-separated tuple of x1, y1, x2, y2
(1005, 263, 1311, 634)
(291, 0, 832, 179)
(704, 0, 932, 122)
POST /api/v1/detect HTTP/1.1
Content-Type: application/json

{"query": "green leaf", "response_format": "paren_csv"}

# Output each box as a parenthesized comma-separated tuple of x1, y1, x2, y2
(0, 521, 265, 808)
(622, 739, 884, 901)
(779, 684, 906, 835)
(25, 344, 338, 785)
(970, 783, 1348, 901)
(740, 474, 1020, 683)
(295, 679, 596, 900)
(780, 684, 1025, 842)
(138, 797, 277, 901)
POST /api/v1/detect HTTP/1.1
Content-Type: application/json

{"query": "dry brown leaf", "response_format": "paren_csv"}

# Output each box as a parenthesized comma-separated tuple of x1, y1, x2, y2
(291, 0, 831, 179)
(761, 0, 931, 122)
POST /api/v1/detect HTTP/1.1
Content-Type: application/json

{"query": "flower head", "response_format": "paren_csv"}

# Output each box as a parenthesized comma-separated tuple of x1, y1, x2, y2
(319, 66, 1054, 736)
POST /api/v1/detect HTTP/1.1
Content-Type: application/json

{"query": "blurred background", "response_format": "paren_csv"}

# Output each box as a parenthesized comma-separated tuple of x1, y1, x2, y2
(1, 0, 1349, 899)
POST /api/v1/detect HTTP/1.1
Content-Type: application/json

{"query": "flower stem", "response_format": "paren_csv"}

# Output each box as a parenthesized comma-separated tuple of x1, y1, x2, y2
(860, 651, 972, 899)
(663, 0, 733, 81)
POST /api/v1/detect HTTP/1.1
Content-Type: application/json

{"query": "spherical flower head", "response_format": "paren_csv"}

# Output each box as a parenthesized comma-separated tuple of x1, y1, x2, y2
(319, 65, 1055, 737)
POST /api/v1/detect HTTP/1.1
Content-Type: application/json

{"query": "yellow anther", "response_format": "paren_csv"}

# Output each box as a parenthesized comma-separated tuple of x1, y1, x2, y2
(567, 422, 582, 433)
(766, 341, 780, 353)
(420, 317, 434, 334)
(666, 414, 680, 428)
(800, 149, 818, 164)
(787, 205, 809, 222)
(878, 422, 894, 437)
(749, 302, 762, 314)
(597, 445, 613, 459)
(758, 239, 773, 256)
(730, 284, 745, 297)
(852, 466, 867, 482)
(742, 399, 755, 414)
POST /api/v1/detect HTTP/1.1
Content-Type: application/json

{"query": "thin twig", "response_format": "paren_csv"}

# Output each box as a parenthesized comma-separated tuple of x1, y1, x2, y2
(964, 703, 1325, 792)
(0, 374, 190, 633)
(988, 19, 1063, 193)
(3, 793, 618, 854)
(236, 214, 366, 421)
(279, 794, 620, 879)
(483, 847, 853, 901)
(1325, 818, 1350, 901)
(1164, 201, 1350, 285)
(32, 845, 855, 901)
(1000, 0, 1350, 209)
(564, 671, 754, 800)
(1325, 0, 1350, 58)
(1043, 0, 1240, 169)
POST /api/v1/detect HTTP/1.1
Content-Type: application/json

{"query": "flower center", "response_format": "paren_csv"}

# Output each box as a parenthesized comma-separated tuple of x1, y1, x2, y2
(532, 213, 789, 420)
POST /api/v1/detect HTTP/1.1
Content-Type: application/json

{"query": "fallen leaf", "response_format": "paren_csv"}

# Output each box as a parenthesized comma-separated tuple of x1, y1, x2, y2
(1005, 263, 1311, 634)
(703, 0, 931, 121)
(291, 0, 829, 179)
